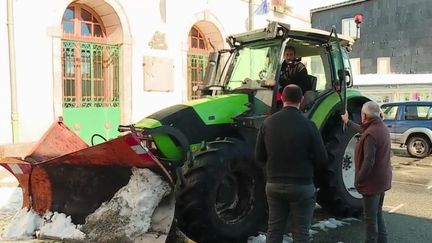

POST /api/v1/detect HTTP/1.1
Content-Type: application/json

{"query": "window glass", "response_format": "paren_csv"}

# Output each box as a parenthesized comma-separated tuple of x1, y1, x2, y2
(62, 5, 105, 38)
(350, 58, 360, 75)
(94, 25, 102, 37)
(342, 18, 358, 38)
(191, 28, 198, 36)
(199, 40, 205, 49)
(189, 26, 207, 50)
(81, 9, 92, 22)
(81, 23, 92, 36)
(63, 21, 74, 34)
(377, 57, 391, 74)
(405, 105, 432, 120)
(305, 55, 327, 91)
(329, 42, 345, 89)
(383, 105, 398, 120)
(226, 41, 281, 91)
(63, 7, 74, 20)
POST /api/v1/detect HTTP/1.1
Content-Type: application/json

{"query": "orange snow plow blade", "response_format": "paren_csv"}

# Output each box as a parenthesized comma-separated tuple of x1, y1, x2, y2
(0, 119, 176, 241)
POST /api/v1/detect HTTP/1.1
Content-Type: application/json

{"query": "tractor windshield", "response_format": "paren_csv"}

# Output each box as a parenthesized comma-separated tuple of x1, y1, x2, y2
(224, 40, 283, 90)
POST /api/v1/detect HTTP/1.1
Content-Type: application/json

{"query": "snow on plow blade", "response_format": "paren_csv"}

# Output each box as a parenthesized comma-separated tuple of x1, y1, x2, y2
(0, 119, 175, 241)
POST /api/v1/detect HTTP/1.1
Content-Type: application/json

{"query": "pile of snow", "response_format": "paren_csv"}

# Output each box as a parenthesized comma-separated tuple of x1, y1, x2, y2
(2, 208, 43, 240)
(311, 218, 351, 232)
(2, 209, 84, 241)
(81, 168, 171, 242)
(0, 187, 22, 215)
(248, 233, 293, 243)
(39, 212, 85, 240)
(1, 168, 170, 242)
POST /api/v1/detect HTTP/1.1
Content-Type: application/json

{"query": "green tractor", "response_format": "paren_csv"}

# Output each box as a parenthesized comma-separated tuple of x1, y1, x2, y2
(135, 22, 370, 242)
(0, 22, 370, 243)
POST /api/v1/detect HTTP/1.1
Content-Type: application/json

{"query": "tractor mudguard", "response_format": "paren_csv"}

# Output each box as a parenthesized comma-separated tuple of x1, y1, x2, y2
(0, 119, 176, 242)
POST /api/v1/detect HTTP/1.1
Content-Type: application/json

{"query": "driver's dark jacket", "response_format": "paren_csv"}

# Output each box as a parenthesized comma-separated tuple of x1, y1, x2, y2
(255, 107, 328, 185)
(279, 60, 309, 93)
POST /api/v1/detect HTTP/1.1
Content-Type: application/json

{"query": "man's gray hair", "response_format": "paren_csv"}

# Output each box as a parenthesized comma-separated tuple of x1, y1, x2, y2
(361, 101, 382, 119)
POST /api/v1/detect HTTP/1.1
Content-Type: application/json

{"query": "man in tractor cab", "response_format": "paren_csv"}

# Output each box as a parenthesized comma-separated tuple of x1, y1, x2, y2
(276, 46, 310, 109)
(255, 84, 328, 243)
(279, 46, 309, 94)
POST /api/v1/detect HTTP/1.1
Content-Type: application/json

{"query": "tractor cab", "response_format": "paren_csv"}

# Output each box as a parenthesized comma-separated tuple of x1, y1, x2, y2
(202, 22, 354, 116)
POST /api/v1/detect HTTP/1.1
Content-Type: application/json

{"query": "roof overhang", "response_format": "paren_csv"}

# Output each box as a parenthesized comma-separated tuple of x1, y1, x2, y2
(227, 22, 354, 47)
(311, 0, 369, 14)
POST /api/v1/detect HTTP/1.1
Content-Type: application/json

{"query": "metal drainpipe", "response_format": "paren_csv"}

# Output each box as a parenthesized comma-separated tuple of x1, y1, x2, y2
(248, 0, 254, 31)
(7, 0, 19, 143)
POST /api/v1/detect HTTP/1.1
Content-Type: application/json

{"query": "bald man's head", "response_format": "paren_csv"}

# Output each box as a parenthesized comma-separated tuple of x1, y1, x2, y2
(282, 84, 303, 104)
(361, 101, 382, 120)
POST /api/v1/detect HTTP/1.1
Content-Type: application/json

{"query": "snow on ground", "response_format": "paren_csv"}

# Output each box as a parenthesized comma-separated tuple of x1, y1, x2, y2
(38, 212, 85, 240)
(0, 187, 22, 213)
(312, 218, 350, 231)
(0, 168, 170, 242)
(80, 167, 171, 242)
(2, 208, 43, 240)
(248, 217, 359, 242)
(0, 187, 23, 236)
(248, 233, 293, 243)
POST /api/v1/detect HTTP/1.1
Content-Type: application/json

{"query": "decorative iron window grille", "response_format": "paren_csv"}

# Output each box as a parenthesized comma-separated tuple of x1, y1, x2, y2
(188, 26, 209, 100)
(187, 52, 208, 100)
(62, 40, 120, 108)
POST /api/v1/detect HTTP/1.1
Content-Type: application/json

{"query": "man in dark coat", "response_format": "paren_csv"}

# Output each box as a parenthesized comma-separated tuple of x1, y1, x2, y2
(279, 46, 309, 94)
(255, 84, 328, 243)
(341, 101, 392, 243)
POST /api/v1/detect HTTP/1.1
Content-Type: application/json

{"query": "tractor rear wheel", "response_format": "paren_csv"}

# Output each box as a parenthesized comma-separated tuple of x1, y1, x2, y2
(175, 138, 266, 243)
(316, 125, 363, 217)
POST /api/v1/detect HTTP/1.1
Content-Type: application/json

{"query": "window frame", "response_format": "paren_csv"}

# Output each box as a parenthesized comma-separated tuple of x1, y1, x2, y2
(377, 57, 391, 74)
(342, 17, 358, 39)
(62, 4, 107, 42)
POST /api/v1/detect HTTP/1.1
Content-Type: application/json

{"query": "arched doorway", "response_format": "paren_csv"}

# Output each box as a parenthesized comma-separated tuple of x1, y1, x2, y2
(61, 3, 121, 144)
(187, 21, 224, 100)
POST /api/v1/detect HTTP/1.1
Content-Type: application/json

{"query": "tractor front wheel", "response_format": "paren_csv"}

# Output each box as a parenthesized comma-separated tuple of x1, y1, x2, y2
(175, 138, 266, 243)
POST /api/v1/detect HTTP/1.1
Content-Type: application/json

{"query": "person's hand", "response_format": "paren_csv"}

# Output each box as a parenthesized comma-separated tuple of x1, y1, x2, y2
(341, 111, 349, 124)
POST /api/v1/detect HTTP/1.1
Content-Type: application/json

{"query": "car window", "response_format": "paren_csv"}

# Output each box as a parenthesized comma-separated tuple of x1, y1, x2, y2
(405, 105, 432, 120)
(382, 105, 398, 120)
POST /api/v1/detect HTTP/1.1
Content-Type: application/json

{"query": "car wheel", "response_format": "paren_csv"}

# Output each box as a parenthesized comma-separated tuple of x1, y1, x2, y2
(407, 136, 431, 158)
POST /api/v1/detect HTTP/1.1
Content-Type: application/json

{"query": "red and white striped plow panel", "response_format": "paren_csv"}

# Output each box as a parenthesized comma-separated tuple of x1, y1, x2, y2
(0, 157, 31, 175)
(123, 134, 174, 185)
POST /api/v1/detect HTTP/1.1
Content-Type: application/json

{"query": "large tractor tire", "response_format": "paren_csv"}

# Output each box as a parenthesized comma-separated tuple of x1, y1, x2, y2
(317, 124, 363, 217)
(175, 138, 267, 243)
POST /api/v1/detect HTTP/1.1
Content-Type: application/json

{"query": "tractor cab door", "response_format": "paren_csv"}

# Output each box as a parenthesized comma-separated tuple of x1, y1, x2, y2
(327, 27, 352, 112)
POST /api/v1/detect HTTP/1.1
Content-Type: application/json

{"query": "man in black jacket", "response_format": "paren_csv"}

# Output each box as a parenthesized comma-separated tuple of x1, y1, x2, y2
(255, 84, 328, 243)
(279, 46, 309, 94)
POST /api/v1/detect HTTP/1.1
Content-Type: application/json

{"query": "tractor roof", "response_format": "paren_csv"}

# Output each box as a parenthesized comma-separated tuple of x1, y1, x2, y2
(229, 22, 354, 47)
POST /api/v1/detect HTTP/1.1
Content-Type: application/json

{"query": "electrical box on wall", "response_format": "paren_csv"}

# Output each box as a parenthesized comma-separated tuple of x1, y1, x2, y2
(143, 56, 174, 91)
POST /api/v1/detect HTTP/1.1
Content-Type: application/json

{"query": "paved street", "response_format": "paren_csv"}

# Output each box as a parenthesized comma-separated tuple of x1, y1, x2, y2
(1, 146, 432, 242)
(312, 147, 432, 243)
